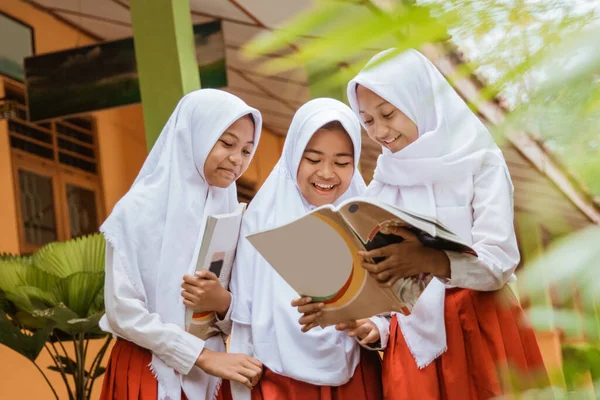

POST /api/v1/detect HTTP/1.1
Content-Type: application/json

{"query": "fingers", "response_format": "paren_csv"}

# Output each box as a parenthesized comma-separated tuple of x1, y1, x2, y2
(181, 290, 197, 302)
(195, 270, 219, 281)
(298, 312, 320, 326)
(388, 226, 418, 240)
(182, 274, 198, 285)
(229, 372, 253, 389)
(245, 356, 263, 369)
(358, 247, 387, 260)
(240, 365, 261, 386)
(363, 260, 394, 275)
(347, 323, 370, 339)
(291, 297, 312, 307)
(359, 327, 381, 345)
(335, 320, 358, 331)
(297, 302, 324, 315)
(301, 322, 319, 332)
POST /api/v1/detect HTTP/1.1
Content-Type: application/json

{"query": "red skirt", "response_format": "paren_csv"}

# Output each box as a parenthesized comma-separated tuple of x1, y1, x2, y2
(100, 338, 232, 400)
(382, 287, 550, 400)
(251, 347, 383, 400)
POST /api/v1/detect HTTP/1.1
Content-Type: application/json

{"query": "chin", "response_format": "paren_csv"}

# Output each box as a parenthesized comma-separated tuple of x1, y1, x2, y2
(209, 177, 235, 188)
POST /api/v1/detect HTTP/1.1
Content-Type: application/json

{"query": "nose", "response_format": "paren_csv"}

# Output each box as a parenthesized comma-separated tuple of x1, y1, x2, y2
(229, 151, 242, 166)
(373, 121, 389, 140)
(316, 163, 335, 180)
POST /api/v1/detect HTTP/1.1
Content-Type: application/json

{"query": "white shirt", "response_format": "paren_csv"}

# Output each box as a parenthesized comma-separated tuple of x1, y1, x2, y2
(100, 243, 233, 394)
(368, 162, 520, 358)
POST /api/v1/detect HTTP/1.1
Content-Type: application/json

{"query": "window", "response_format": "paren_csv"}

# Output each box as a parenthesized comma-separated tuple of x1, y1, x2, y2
(3, 78, 104, 253)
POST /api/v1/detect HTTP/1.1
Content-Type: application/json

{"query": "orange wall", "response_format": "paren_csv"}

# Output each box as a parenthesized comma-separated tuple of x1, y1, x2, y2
(0, 1, 146, 399)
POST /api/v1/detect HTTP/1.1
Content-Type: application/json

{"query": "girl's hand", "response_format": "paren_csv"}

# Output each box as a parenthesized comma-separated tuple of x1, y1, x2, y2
(359, 227, 450, 287)
(291, 297, 325, 332)
(181, 271, 231, 318)
(336, 319, 380, 345)
(195, 349, 262, 389)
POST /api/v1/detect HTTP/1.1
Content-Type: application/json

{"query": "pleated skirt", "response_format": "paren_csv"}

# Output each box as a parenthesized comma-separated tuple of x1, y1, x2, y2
(382, 286, 550, 400)
(251, 347, 383, 400)
(100, 338, 232, 400)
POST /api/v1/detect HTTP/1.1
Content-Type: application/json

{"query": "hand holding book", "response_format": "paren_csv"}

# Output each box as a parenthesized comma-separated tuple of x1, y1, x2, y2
(181, 270, 232, 319)
(335, 319, 380, 346)
(358, 225, 451, 288)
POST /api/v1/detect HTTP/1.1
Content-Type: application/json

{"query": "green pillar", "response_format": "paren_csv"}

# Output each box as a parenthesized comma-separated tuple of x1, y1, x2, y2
(130, 0, 200, 150)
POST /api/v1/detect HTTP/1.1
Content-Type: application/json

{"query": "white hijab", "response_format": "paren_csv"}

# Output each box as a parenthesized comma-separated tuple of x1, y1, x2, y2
(347, 49, 512, 368)
(100, 89, 262, 400)
(231, 98, 367, 385)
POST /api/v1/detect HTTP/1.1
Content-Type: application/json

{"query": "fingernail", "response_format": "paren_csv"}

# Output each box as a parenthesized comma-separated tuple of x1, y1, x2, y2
(316, 311, 322, 317)
(318, 303, 325, 308)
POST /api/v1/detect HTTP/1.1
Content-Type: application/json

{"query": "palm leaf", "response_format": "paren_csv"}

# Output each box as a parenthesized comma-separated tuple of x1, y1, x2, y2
(34, 304, 105, 335)
(33, 234, 106, 277)
(0, 310, 52, 362)
(51, 272, 105, 318)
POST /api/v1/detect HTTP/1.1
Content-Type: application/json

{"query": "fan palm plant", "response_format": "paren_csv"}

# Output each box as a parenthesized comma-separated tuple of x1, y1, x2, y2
(0, 234, 111, 400)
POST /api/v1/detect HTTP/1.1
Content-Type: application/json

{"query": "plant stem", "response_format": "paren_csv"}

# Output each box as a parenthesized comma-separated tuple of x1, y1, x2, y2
(45, 343, 75, 400)
(73, 333, 86, 399)
(55, 335, 76, 378)
(85, 335, 112, 398)
(31, 359, 60, 400)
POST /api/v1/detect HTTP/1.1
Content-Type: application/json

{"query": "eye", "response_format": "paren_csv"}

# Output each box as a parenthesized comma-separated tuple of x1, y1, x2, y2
(363, 119, 374, 125)
(383, 111, 394, 119)
(304, 157, 320, 164)
(220, 140, 233, 148)
(335, 162, 351, 167)
(242, 149, 252, 156)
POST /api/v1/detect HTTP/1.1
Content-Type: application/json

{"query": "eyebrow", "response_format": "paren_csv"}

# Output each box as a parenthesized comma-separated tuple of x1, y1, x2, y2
(304, 149, 354, 157)
(223, 131, 254, 145)
(359, 101, 389, 114)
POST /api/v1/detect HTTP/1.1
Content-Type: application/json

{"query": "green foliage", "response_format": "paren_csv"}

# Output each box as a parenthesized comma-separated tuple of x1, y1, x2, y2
(244, 0, 600, 396)
(0, 234, 111, 400)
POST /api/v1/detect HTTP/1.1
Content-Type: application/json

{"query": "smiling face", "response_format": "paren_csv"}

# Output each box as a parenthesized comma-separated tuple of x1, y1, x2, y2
(356, 84, 419, 153)
(296, 122, 355, 207)
(203, 114, 255, 188)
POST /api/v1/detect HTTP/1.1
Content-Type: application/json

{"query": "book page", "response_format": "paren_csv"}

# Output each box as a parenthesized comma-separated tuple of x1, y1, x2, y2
(247, 208, 403, 327)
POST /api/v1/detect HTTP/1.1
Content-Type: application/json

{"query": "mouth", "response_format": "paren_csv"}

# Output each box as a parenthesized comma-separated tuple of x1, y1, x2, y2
(311, 182, 337, 194)
(381, 134, 400, 146)
(218, 168, 237, 179)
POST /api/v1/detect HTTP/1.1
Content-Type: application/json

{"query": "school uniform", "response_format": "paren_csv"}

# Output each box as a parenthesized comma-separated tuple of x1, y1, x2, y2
(229, 98, 384, 400)
(98, 89, 262, 400)
(347, 49, 549, 399)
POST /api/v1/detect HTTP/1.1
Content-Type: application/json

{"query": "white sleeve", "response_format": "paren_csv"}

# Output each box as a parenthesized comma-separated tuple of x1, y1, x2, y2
(444, 164, 520, 291)
(229, 321, 254, 400)
(103, 244, 205, 375)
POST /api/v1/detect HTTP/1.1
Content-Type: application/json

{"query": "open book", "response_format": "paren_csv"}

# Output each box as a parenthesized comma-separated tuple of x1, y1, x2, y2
(247, 197, 476, 327)
(184, 203, 246, 340)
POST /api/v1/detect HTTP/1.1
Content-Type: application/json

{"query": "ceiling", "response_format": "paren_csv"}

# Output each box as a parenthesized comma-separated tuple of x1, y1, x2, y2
(22, 0, 335, 135)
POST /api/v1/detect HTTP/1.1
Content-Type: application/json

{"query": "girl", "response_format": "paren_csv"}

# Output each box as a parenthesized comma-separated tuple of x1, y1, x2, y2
(298, 49, 549, 399)
(99, 89, 264, 400)
(229, 98, 384, 400)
